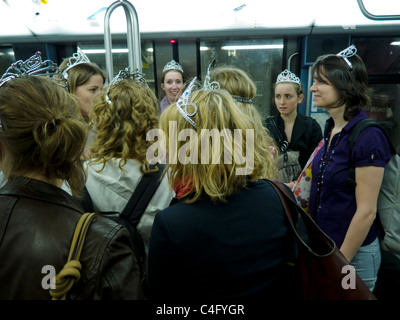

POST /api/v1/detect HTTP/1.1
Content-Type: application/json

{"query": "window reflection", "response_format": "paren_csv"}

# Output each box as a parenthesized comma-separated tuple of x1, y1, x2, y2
(200, 39, 283, 120)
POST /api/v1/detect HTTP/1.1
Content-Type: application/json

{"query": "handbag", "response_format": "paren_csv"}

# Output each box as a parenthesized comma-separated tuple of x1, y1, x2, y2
(265, 179, 377, 300)
(292, 139, 324, 214)
(49, 212, 97, 300)
(268, 117, 301, 183)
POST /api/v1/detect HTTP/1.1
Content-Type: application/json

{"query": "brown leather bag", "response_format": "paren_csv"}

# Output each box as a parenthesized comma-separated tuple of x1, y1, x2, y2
(266, 179, 377, 300)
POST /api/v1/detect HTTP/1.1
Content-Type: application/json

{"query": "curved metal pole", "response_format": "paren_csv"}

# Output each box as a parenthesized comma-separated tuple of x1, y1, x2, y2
(104, 0, 142, 82)
(356, 0, 400, 21)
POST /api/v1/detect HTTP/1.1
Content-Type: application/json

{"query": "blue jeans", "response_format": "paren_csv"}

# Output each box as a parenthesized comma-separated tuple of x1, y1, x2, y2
(350, 238, 381, 292)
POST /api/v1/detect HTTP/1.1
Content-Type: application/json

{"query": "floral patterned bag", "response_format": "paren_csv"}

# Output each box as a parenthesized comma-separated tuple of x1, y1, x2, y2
(292, 140, 324, 214)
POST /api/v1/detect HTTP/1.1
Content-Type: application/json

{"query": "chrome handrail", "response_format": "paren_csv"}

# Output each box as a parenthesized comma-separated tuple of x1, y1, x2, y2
(104, 0, 141, 82)
(356, 0, 400, 21)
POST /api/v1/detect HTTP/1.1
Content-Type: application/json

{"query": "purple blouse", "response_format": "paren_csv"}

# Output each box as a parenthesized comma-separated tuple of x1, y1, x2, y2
(309, 110, 392, 248)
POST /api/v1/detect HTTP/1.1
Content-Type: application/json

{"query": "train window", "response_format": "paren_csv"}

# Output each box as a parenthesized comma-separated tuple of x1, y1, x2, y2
(78, 40, 156, 92)
(199, 39, 284, 120)
(354, 37, 400, 74)
(353, 37, 400, 149)
(0, 46, 15, 76)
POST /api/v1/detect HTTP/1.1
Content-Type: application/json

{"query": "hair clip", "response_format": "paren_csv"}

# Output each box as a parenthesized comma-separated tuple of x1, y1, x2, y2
(203, 58, 220, 91)
(233, 96, 253, 104)
(337, 44, 357, 69)
(176, 77, 198, 129)
(105, 67, 148, 104)
(62, 47, 91, 79)
(0, 51, 67, 90)
(276, 69, 301, 86)
(162, 60, 184, 73)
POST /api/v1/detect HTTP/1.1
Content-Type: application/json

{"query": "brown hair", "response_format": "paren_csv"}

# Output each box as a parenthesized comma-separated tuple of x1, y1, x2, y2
(0, 76, 87, 197)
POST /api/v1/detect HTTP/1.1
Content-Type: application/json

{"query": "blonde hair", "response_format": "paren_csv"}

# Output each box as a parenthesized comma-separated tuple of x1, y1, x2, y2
(210, 66, 278, 177)
(89, 79, 160, 173)
(160, 88, 277, 203)
(0, 76, 87, 197)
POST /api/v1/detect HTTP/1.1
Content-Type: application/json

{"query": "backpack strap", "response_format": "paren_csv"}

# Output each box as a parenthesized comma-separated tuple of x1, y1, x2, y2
(347, 118, 396, 187)
(119, 164, 165, 227)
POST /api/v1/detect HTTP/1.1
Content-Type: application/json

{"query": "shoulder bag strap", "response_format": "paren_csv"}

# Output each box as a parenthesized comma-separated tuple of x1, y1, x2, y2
(50, 212, 97, 300)
(120, 164, 165, 227)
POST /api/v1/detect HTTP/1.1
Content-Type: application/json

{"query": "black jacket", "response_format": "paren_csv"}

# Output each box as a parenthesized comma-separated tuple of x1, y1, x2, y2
(0, 176, 144, 300)
(265, 114, 323, 169)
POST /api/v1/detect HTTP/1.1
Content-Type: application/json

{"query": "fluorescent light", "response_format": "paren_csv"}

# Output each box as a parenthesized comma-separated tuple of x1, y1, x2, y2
(221, 44, 283, 50)
(390, 41, 400, 46)
(82, 48, 129, 54)
(200, 46, 210, 51)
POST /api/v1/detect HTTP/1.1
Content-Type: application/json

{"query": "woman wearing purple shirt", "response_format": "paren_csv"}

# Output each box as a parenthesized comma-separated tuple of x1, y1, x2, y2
(308, 46, 392, 291)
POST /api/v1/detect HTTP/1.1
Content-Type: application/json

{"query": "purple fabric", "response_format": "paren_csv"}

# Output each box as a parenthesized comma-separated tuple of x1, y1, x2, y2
(309, 110, 392, 248)
(159, 96, 170, 113)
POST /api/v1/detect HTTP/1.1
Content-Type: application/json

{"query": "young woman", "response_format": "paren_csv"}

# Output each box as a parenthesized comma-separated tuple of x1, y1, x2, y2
(84, 69, 174, 257)
(59, 48, 106, 158)
(0, 60, 143, 299)
(159, 59, 184, 113)
(265, 70, 322, 175)
(148, 79, 297, 300)
(309, 47, 392, 291)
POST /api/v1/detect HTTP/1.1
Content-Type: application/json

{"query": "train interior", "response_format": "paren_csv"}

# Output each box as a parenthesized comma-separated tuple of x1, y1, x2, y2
(1, 0, 400, 148)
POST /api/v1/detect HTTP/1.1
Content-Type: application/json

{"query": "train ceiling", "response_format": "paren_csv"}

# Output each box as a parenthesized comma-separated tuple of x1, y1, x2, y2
(1, 0, 400, 42)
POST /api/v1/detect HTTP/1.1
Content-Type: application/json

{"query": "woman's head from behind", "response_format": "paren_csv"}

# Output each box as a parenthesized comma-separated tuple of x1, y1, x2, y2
(160, 82, 277, 203)
(90, 79, 159, 172)
(0, 76, 87, 196)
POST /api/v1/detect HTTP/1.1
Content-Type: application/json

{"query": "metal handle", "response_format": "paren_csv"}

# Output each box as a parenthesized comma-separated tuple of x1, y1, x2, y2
(356, 0, 400, 21)
(104, 0, 142, 82)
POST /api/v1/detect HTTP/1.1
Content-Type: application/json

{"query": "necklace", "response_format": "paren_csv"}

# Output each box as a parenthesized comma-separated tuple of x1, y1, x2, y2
(314, 129, 342, 215)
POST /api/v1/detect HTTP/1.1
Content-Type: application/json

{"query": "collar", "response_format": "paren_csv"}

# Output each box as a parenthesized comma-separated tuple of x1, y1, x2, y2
(0, 176, 84, 213)
(324, 110, 367, 137)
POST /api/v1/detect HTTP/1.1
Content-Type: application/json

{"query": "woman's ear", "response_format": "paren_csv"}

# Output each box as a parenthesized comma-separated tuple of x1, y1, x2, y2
(298, 93, 305, 104)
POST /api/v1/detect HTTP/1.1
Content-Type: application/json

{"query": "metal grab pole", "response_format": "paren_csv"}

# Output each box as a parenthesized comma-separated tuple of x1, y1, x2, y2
(104, 0, 141, 82)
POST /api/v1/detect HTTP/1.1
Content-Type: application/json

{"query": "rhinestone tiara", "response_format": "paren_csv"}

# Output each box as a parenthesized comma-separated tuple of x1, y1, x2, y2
(0, 51, 67, 89)
(276, 69, 301, 86)
(162, 60, 184, 73)
(203, 58, 220, 91)
(176, 77, 198, 129)
(105, 67, 148, 105)
(62, 47, 91, 79)
(337, 44, 357, 69)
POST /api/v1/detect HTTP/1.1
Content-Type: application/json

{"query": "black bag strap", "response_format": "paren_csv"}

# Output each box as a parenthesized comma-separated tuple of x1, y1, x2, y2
(347, 118, 396, 187)
(79, 164, 165, 226)
(120, 164, 165, 227)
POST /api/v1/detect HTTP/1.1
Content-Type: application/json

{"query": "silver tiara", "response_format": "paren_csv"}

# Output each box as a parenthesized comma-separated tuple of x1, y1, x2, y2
(203, 59, 220, 91)
(337, 44, 357, 69)
(176, 77, 198, 129)
(162, 60, 183, 73)
(276, 69, 301, 86)
(62, 47, 91, 79)
(0, 51, 67, 89)
(105, 67, 148, 105)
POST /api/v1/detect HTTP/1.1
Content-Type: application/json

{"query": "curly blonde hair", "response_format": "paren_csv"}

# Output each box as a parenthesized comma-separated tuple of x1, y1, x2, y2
(0, 76, 87, 197)
(160, 87, 277, 204)
(89, 79, 160, 173)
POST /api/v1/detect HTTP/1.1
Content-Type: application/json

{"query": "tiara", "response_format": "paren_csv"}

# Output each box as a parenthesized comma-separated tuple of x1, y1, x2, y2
(0, 51, 67, 90)
(337, 44, 357, 69)
(162, 60, 184, 73)
(276, 69, 301, 86)
(203, 59, 220, 91)
(233, 96, 253, 104)
(176, 77, 198, 129)
(62, 47, 91, 79)
(105, 67, 148, 104)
